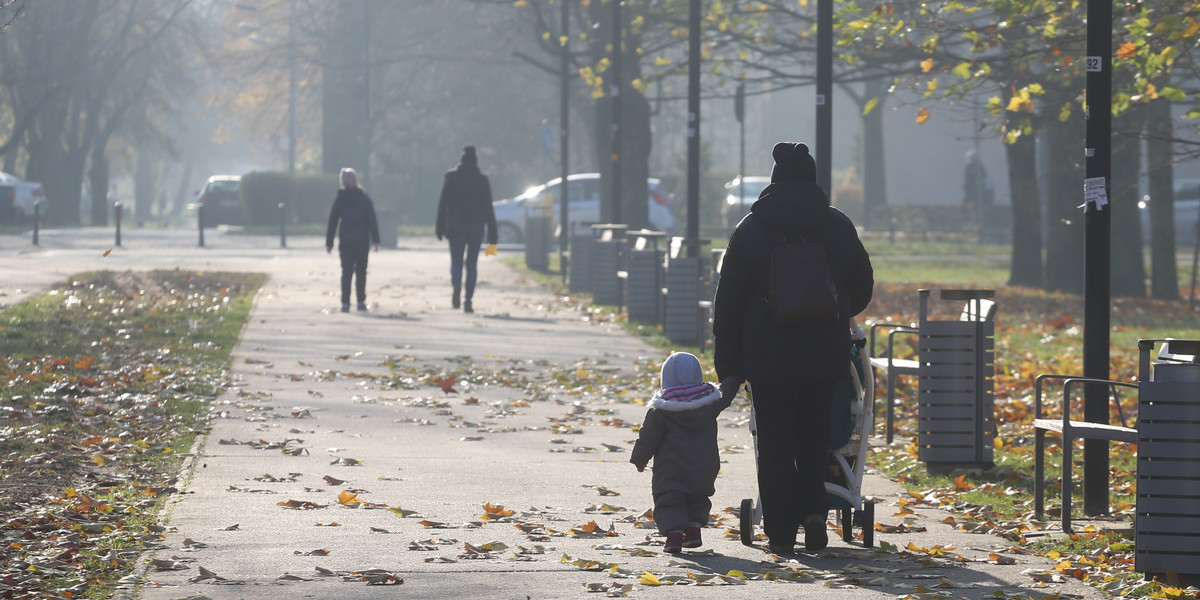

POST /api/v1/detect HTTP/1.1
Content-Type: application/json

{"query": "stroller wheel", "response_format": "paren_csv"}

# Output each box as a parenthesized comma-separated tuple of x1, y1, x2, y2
(739, 498, 755, 546)
(840, 508, 853, 543)
(861, 500, 875, 548)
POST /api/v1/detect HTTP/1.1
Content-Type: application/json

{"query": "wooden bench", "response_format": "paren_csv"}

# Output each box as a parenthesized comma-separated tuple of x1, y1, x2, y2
(868, 296, 995, 443)
(1032, 375, 1137, 532)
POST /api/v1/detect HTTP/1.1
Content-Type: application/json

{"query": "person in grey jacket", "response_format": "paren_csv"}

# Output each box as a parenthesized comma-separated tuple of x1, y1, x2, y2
(325, 168, 380, 312)
(630, 352, 740, 553)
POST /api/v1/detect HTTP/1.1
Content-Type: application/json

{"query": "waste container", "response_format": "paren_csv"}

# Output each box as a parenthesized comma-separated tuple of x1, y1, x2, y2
(524, 192, 552, 270)
(376, 210, 398, 248)
(1135, 338, 1200, 584)
(663, 237, 703, 344)
(590, 224, 627, 306)
(624, 230, 665, 324)
(916, 289, 996, 473)
(568, 223, 594, 294)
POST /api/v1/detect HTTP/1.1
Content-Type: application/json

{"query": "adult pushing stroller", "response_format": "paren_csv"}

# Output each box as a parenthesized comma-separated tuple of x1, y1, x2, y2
(739, 323, 876, 548)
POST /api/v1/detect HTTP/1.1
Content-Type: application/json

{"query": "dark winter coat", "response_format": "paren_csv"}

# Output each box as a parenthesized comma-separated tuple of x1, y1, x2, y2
(712, 180, 873, 385)
(630, 384, 730, 499)
(436, 163, 498, 244)
(325, 188, 380, 247)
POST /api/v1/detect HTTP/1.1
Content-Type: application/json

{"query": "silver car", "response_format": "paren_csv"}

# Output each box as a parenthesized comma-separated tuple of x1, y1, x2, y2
(721, 175, 770, 228)
(492, 173, 675, 244)
(1140, 178, 1200, 247)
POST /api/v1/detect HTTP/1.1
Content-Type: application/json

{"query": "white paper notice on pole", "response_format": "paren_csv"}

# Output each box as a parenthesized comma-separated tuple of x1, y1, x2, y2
(1082, 177, 1108, 210)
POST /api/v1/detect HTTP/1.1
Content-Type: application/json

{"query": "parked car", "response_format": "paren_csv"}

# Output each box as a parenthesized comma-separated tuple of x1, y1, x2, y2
(492, 173, 675, 244)
(721, 175, 770, 228)
(0, 171, 46, 219)
(1140, 177, 1200, 247)
(0, 184, 16, 223)
(194, 175, 244, 227)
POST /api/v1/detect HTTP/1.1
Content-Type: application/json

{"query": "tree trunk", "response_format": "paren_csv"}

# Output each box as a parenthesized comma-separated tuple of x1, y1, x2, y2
(1110, 108, 1147, 297)
(861, 77, 887, 229)
(1146, 99, 1179, 300)
(1006, 133, 1043, 287)
(1043, 117, 1086, 294)
(322, 8, 368, 175)
(89, 153, 110, 227)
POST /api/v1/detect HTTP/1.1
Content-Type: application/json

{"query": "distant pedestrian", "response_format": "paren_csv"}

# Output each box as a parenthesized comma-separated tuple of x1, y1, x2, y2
(435, 145, 498, 313)
(712, 142, 873, 554)
(325, 168, 380, 313)
(630, 351, 740, 553)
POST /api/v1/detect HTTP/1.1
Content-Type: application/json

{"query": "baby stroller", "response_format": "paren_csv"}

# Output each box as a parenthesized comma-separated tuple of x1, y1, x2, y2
(739, 323, 876, 548)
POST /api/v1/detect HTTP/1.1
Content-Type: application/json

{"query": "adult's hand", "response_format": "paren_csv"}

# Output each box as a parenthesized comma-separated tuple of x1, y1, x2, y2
(719, 375, 745, 402)
(326, 246, 332, 254)
(373, 243, 380, 252)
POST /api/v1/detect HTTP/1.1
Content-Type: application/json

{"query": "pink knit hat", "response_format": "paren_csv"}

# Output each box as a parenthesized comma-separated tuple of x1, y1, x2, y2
(340, 167, 358, 189)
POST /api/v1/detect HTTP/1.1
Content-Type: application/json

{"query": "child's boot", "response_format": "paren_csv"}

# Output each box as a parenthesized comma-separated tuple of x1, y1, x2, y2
(664, 530, 684, 554)
(682, 522, 703, 548)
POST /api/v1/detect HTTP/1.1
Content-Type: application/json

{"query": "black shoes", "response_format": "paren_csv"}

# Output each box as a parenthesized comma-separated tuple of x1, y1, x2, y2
(463, 300, 473, 313)
(340, 303, 350, 313)
(357, 302, 368, 311)
(452, 287, 461, 309)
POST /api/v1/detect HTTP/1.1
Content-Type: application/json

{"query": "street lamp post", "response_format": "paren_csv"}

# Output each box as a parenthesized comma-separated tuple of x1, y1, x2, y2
(609, 0, 622, 225)
(559, 0, 571, 284)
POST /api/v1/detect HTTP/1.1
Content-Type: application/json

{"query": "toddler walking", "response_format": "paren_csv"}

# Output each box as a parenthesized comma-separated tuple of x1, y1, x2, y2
(631, 352, 739, 553)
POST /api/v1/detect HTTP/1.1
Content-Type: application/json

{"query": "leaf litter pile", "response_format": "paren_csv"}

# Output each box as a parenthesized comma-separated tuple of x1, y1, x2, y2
(0, 270, 263, 599)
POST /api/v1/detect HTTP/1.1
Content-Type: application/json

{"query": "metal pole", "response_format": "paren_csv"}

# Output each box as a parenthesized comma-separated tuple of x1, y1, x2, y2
(284, 0, 295, 249)
(361, 0, 370, 190)
(736, 82, 745, 231)
(31, 202, 39, 246)
(815, 0, 833, 195)
(114, 202, 122, 247)
(609, 0, 622, 225)
(1190, 217, 1199, 310)
(686, 0, 700, 258)
(1082, 0, 1112, 517)
(197, 203, 205, 248)
(559, 0, 570, 284)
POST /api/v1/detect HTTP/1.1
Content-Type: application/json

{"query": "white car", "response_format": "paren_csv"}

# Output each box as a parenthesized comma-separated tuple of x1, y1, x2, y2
(1140, 177, 1200, 247)
(0, 171, 47, 218)
(492, 173, 675, 244)
(721, 175, 770, 228)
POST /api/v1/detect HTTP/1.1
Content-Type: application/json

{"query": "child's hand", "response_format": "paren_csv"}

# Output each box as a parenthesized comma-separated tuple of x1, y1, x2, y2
(635, 464, 646, 472)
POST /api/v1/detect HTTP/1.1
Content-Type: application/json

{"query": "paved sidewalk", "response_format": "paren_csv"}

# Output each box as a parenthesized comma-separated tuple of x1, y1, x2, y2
(1, 228, 1102, 600)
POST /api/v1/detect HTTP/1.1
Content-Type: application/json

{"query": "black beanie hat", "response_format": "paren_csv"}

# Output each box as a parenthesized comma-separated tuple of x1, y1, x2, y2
(769, 142, 817, 183)
(460, 145, 477, 165)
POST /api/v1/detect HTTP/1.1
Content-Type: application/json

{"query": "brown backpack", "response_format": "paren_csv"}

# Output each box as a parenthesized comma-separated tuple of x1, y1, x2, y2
(765, 231, 840, 326)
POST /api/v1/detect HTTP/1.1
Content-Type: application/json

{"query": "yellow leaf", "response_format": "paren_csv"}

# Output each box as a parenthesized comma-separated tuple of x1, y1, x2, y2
(514, 0, 528, 7)
(338, 490, 362, 505)
(1116, 41, 1138, 60)
(483, 243, 498, 256)
(953, 474, 974, 491)
(893, 506, 914, 517)
(916, 107, 930, 125)
(920, 58, 934, 73)
(1145, 83, 1159, 100)
(92, 454, 107, 466)
(994, 436, 1004, 450)
(103, 248, 113, 257)
(640, 571, 663, 585)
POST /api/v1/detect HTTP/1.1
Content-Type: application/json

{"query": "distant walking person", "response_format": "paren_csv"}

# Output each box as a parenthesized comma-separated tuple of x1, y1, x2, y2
(326, 167, 380, 313)
(435, 145, 497, 313)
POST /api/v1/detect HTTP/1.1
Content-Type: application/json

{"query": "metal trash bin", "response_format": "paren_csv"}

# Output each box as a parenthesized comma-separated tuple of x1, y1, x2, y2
(664, 237, 702, 344)
(375, 210, 398, 248)
(590, 224, 627, 306)
(524, 193, 553, 270)
(624, 230, 665, 324)
(568, 223, 594, 293)
(916, 289, 996, 473)
(1136, 338, 1200, 584)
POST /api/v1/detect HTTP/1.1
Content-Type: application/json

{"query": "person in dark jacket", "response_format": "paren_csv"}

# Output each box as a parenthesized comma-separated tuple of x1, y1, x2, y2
(435, 146, 498, 313)
(325, 168, 380, 313)
(712, 142, 873, 554)
(631, 352, 740, 553)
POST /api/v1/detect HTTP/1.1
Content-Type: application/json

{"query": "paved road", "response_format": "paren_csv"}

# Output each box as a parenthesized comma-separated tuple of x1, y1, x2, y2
(1, 227, 1103, 600)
